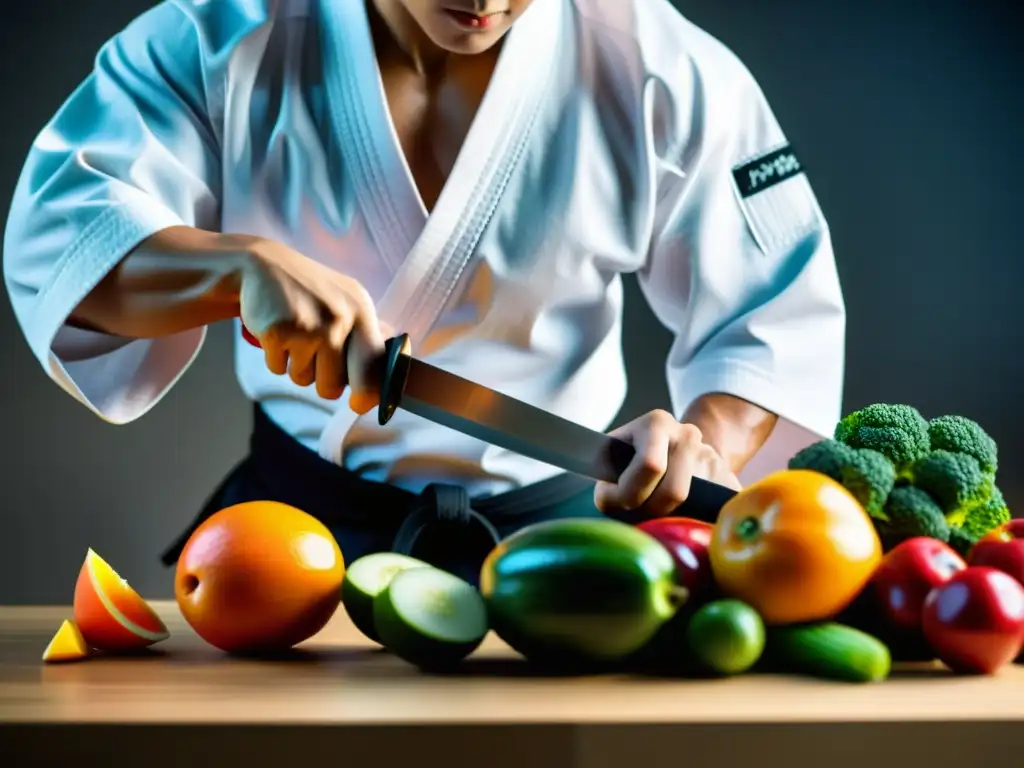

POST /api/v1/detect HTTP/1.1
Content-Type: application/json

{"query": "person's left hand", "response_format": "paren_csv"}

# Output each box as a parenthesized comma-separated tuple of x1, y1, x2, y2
(594, 409, 743, 519)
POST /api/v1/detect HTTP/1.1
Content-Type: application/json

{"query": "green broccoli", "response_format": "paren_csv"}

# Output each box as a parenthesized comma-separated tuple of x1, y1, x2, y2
(787, 439, 896, 519)
(959, 486, 1011, 541)
(907, 449, 1009, 541)
(834, 403, 931, 475)
(927, 414, 998, 475)
(876, 485, 950, 549)
(909, 450, 991, 524)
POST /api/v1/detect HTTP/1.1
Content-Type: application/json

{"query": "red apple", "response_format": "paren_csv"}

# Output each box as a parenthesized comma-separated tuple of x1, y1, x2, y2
(970, 521, 1024, 588)
(637, 517, 715, 598)
(970, 522, 1024, 665)
(871, 537, 966, 631)
(922, 566, 1024, 675)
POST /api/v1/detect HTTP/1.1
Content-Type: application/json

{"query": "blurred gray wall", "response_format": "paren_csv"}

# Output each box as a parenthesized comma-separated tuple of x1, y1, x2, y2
(1, 0, 1020, 603)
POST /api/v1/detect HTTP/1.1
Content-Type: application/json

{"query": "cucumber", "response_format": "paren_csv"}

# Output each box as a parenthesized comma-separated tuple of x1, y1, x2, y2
(373, 567, 489, 669)
(480, 518, 687, 667)
(686, 599, 765, 676)
(764, 622, 892, 682)
(341, 552, 430, 643)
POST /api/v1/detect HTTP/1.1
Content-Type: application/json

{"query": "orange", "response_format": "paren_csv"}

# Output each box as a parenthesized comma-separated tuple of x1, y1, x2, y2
(42, 619, 90, 663)
(73, 549, 170, 651)
(709, 469, 882, 625)
(175, 501, 345, 653)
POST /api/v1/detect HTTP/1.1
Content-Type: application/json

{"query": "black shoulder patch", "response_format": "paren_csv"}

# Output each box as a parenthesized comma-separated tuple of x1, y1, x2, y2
(732, 144, 804, 199)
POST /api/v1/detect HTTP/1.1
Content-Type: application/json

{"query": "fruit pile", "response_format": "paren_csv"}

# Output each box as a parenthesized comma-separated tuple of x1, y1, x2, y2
(341, 471, 886, 681)
(341, 468, 1024, 681)
(340, 492, 890, 681)
(42, 402, 1024, 683)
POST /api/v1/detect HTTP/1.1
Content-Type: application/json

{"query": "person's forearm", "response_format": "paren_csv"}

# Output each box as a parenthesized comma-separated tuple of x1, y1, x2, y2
(682, 393, 778, 474)
(69, 226, 254, 338)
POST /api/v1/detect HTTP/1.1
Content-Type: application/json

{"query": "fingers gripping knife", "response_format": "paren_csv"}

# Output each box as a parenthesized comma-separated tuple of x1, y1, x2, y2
(241, 327, 738, 523)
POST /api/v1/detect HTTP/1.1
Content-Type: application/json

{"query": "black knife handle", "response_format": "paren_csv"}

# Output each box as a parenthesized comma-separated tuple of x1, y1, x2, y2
(605, 436, 739, 525)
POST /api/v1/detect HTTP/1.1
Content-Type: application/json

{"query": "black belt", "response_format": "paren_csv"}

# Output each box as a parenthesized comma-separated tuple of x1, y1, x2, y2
(160, 405, 596, 573)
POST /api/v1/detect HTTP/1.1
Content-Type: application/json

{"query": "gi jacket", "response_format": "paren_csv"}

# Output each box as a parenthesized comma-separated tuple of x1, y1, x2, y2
(3, 0, 846, 495)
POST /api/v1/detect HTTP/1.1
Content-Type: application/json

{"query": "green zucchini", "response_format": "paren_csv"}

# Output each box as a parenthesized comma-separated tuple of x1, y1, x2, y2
(765, 622, 892, 683)
(341, 552, 430, 644)
(373, 567, 489, 669)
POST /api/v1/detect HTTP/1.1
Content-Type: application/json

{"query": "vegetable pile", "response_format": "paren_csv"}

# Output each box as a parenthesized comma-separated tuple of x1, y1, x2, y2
(342, 473, 899, 682)
(788, 403, 1010, 557)
(339, 400, 1024, 683)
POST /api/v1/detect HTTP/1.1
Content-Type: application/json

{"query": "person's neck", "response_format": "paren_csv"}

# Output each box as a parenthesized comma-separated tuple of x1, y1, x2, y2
(368, 0, 448, 76)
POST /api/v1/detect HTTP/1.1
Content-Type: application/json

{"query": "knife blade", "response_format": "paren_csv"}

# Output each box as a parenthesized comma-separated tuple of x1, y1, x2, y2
(377, 334, 739, 523)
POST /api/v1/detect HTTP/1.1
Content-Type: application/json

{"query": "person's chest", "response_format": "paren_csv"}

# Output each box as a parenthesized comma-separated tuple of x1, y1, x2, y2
(373, 35, 497, 216)
(218, 0, 666, 352)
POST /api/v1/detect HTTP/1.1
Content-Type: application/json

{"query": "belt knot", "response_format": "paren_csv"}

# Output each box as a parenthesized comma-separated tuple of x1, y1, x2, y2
(391, 483, 501, 583)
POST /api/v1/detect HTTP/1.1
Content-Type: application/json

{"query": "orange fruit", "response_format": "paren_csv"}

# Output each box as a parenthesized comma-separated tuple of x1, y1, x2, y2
(73, 548, 170, 651)
(709, 469, 883, 625)
(175, 501, 345, 653)
(42, 619, 90, 663)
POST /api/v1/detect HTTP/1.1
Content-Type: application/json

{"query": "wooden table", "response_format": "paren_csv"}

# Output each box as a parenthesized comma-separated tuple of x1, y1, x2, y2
(2, 601, 1023, 768)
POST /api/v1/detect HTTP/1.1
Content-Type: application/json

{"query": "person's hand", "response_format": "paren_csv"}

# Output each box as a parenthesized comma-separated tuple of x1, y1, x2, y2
(238, 238, 388, 406)
(594, 410, 743, 518)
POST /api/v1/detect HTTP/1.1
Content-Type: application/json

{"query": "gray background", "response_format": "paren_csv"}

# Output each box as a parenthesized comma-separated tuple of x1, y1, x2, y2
(0, 0, 1020, 604)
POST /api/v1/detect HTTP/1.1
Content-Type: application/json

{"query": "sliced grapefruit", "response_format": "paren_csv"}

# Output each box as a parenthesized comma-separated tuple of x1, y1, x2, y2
(73, 548, 170, 651)
(42, 619, 90, 663)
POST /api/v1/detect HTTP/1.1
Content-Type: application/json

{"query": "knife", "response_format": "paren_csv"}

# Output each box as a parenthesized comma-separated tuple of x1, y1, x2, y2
(239, 326, 738, 523)
(376, 334, 738, 524)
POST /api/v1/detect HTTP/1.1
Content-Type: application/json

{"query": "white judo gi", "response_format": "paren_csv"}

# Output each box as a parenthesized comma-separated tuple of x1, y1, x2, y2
(3, 0, 846, 496)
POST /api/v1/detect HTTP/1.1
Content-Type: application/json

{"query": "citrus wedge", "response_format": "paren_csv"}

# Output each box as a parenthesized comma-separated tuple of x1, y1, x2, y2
(42, 619, 90, 663)
(73, 548, 169, 651)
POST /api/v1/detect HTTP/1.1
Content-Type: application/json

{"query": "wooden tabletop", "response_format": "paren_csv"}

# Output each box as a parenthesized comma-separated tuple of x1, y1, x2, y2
(3, 601, 1024, 768)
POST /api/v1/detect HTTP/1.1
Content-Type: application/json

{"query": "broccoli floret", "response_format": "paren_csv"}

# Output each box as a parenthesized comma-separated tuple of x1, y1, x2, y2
(876, 485, 950, 549)
(834, 403, 930, 474)
(788, 439, 896, 519)
(959, 486, 1011, 541)
(909, 450, 991, 523)
(927, 415, 998, 475)
(947, 526, 980, 559)
(908, 449, 1010, 541)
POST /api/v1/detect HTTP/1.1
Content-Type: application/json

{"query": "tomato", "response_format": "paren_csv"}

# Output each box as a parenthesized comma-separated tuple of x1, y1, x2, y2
(709, 469, 883, 625)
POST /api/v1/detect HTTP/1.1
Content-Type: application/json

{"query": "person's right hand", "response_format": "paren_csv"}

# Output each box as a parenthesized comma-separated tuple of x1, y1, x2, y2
(238, 238, 388, 406)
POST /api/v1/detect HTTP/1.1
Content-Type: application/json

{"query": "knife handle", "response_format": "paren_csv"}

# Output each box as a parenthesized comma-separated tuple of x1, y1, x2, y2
(604, 436, 738, 525)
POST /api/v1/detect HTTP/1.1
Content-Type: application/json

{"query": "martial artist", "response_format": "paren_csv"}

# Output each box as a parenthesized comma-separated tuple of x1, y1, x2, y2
(3, 0, 846, 582)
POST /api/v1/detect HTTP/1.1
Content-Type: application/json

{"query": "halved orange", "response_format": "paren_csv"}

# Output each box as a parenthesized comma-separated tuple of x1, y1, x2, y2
(73, 548, 170, 651)
(42, 619, 90, 663)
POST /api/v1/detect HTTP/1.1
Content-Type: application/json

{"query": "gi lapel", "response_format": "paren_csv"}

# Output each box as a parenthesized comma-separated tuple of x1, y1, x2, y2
(319, 0, 566, 348)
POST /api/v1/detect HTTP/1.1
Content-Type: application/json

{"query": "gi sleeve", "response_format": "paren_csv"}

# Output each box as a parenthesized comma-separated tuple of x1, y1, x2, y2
(638, 66, 846, 482)
(3, 3, 222, 424)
